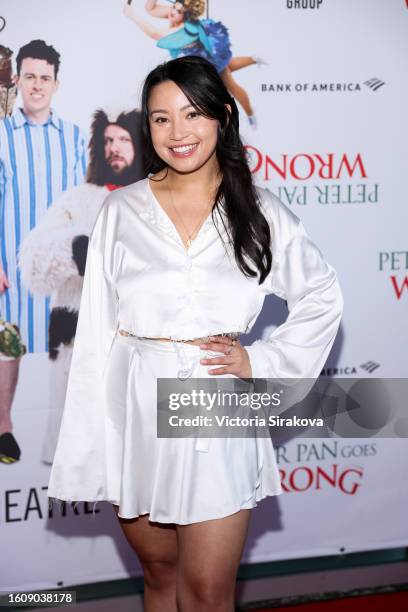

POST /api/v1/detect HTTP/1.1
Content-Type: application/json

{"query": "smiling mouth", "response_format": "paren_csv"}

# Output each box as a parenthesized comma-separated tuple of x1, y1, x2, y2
(169, 143, 199, 157)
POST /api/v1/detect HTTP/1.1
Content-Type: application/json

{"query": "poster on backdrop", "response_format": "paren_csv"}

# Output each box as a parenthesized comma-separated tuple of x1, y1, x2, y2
(0, 0, 407, 592)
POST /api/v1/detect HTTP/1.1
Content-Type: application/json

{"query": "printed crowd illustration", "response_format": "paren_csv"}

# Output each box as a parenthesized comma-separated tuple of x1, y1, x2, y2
(0, 39, 145, 464)
(0, 0, 266, 464)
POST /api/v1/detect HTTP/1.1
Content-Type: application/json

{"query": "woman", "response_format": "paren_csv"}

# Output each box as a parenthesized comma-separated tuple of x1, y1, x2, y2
(47, 56, 343, 611)
(124, 0, 265, 127)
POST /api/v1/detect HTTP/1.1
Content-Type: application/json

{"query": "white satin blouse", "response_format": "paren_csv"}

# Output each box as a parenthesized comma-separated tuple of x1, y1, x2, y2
(53, 175, 344, 396)
(81, 176, 343, 379)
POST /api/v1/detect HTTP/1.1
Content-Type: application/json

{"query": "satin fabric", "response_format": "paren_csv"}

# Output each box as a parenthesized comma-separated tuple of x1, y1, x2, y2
(47, 177, 343, 523)
(103, 333, 282, 522)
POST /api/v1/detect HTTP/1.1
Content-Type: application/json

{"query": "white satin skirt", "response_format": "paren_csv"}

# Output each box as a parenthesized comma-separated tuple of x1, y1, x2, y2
(100, 332, 283, 524)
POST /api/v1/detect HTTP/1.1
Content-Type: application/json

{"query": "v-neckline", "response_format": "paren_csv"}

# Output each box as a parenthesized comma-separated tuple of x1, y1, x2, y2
(147, 177, 214, 253)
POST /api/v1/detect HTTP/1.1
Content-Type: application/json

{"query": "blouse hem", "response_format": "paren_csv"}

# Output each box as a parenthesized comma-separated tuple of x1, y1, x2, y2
(116, 327, 250, 342)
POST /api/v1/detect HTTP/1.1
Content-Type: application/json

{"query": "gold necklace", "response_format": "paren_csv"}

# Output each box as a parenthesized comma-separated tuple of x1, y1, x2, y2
(167, 177, 213, 249)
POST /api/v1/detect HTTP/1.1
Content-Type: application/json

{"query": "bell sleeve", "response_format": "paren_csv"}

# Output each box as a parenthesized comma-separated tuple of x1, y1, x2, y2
(245, 191, 343, 386)
(47, 197, 119, 501)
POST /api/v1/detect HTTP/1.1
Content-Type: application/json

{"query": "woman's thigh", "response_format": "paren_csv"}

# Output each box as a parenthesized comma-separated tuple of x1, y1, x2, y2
(112, 505, 178, 564)
(176, 509, 251, 587)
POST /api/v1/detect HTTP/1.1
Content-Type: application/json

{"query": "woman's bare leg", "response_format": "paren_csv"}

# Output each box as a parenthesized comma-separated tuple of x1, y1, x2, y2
(112, 506, 178, 612)
(220, 67, 254, 117)
(228, 56, 256, 72)
(176, 509, 251, 611)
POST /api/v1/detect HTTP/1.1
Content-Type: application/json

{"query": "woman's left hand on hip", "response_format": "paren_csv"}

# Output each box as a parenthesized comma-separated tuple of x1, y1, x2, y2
(199, 336, 253, 379)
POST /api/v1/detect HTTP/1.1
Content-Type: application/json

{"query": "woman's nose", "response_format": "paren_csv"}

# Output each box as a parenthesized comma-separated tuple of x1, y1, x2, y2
(169, 120, 188, 141)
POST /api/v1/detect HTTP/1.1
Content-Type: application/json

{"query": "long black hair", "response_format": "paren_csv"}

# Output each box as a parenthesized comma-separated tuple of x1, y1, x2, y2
(141, 56, 272, 284)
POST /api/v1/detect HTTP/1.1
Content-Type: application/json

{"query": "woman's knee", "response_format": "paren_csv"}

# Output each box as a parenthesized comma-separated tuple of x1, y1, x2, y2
(142, 559, 177, 591)
(178, 570, 234, 607)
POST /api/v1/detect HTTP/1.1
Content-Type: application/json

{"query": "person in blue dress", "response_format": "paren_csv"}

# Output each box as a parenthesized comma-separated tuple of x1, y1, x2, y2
(123, 0, 267, 128)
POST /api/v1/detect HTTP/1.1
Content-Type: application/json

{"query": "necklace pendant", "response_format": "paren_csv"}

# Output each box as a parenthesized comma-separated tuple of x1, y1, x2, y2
(186, 238, 193, 248)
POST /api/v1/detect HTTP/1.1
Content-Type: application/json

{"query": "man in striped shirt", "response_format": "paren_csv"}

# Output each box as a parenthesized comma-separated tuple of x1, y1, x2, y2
(0, 39, 87, 461)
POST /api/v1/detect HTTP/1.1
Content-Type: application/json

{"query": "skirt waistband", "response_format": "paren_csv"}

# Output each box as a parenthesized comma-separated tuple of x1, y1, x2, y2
(116, 329, 239, 353)
(115, 331, 200, 354)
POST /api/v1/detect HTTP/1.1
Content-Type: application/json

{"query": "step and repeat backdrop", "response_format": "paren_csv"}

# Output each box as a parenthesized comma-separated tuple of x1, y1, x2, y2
(1, 0, 407, 592)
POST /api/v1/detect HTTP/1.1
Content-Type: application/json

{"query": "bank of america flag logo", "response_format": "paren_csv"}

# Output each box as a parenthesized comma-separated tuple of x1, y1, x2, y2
(364, 77, 386, 91)
(360, 361, 381, 373)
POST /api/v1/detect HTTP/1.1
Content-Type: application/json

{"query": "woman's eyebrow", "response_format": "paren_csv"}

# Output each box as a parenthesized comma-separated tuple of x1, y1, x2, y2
(150, 104, 194, 116)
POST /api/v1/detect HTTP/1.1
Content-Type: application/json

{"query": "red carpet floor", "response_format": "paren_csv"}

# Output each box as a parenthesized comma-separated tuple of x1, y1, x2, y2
(250, 589, 408, 611)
